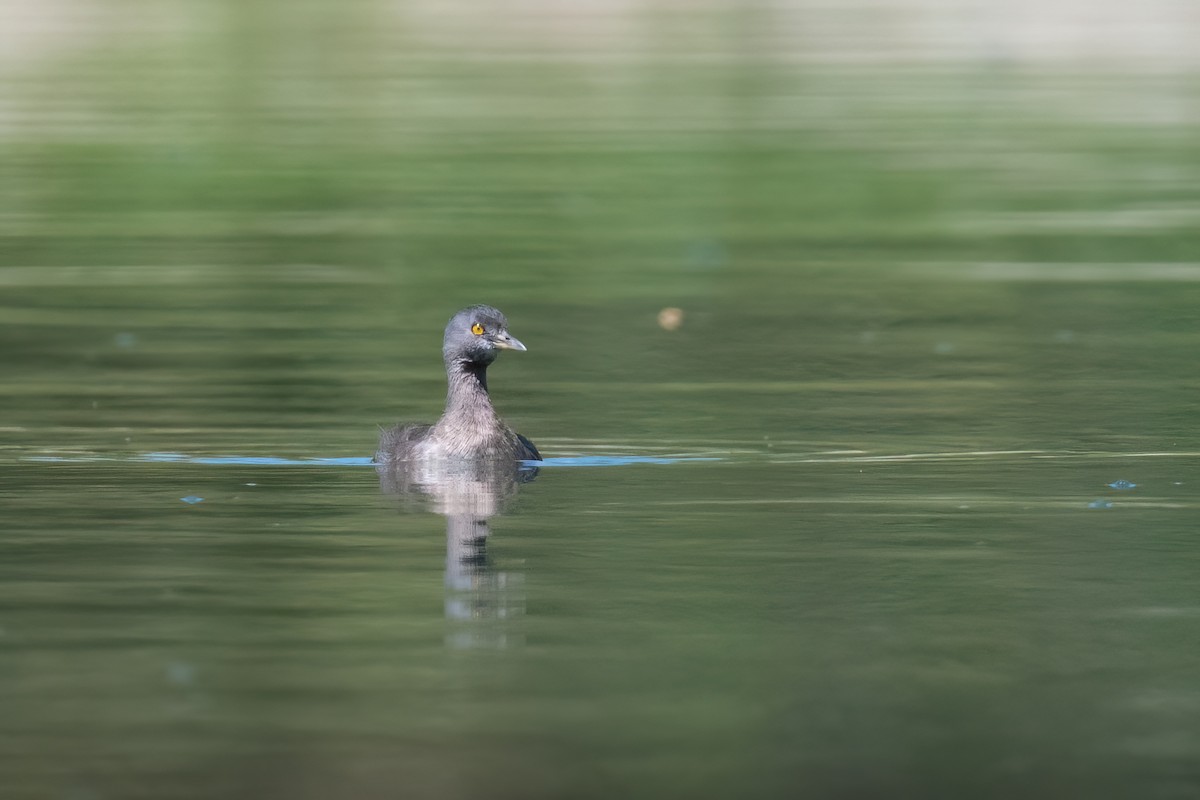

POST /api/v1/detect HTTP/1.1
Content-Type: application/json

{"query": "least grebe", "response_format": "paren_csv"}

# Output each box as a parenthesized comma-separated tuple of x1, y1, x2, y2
(375, 305, 541, 464)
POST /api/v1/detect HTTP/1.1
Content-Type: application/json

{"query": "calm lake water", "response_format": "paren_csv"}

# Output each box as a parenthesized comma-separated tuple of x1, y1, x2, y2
(3, 5, 1200, 798)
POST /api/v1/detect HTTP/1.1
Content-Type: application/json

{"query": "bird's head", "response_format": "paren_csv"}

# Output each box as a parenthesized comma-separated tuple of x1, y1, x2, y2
(443, 305, 527, 368)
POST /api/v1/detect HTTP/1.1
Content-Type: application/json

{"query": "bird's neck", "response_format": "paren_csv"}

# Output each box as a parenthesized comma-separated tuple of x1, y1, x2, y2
(442, 360, 498, 424)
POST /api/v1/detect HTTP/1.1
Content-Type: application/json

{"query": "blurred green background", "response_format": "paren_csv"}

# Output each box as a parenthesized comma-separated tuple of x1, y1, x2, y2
(3, 0, 1199, 456)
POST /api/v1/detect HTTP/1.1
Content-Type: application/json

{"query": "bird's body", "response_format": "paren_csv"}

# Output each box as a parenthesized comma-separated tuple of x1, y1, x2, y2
(375, 305, 540, 465)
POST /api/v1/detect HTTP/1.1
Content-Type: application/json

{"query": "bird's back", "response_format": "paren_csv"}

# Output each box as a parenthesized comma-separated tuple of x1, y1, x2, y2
(515, 432, 541, 461)
(375, 420, 540, 464)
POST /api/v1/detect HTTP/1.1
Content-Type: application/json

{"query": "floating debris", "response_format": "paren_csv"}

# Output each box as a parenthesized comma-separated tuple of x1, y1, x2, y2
(1088, 499, 1113, 510)
(657, 307, 684, 331)
(1108, 480, 1137, 490)
(180, 495, 204, 504)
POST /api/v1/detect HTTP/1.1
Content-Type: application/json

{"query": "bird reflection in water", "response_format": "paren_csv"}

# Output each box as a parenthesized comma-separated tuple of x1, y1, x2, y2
(377, 456, 537, 650)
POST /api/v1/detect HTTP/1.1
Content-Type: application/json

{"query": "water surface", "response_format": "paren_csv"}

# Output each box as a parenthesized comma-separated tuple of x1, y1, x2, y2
(3, 5, 1200, 797)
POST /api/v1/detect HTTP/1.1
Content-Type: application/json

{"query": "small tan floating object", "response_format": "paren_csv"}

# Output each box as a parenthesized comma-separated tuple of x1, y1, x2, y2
(657, 307, 684, 331)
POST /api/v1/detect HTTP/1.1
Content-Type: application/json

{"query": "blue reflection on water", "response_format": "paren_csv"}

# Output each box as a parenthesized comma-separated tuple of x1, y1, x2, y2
(537, 456, 718, 467)
(139, 452, 716, 467)
(26, 452, 718, 468)
(142, 453, 373, 466)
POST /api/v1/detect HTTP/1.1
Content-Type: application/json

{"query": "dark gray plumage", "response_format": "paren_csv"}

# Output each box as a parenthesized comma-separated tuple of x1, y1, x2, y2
(375, 305, 541, 464)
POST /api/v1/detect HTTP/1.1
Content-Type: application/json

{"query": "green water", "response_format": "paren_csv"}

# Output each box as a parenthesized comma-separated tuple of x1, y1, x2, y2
(4, 5, 1200, 797)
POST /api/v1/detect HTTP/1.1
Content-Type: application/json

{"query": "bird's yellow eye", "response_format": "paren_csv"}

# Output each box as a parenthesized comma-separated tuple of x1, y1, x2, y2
(471, 322, 485, 335)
